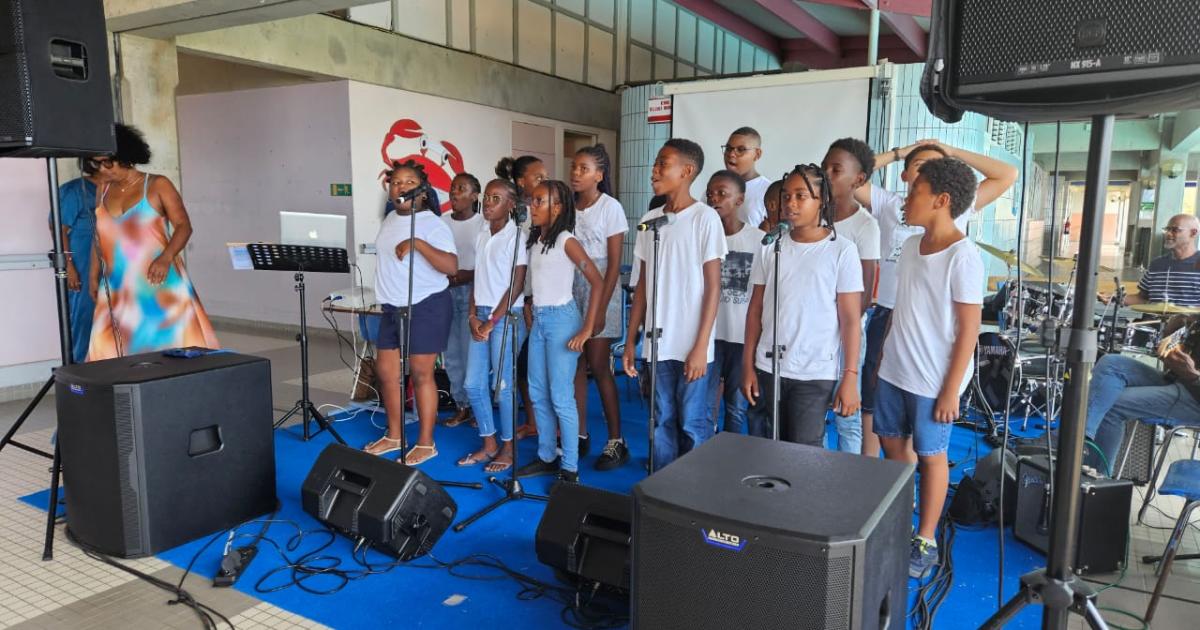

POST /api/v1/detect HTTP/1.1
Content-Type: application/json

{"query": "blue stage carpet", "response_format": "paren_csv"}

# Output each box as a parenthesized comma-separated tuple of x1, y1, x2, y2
(21, 377, 1059, 629)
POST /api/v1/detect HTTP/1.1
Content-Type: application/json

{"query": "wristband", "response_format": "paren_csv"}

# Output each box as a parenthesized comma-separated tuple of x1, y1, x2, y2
(891, 147, 900, 161)
(843, 368, 858, 375)
(490, 312, 504, 326)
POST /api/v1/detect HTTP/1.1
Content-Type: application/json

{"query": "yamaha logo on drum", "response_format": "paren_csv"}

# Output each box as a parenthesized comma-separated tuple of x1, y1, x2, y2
(701, 528, 747, 552)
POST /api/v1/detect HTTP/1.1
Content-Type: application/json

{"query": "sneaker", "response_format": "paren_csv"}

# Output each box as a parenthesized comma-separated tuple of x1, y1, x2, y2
(909, 536, 939, 579)
(578, 434, 591, 458)
(516, 457, 560, 478)
(594, 439, 630, 471)
(558, 470, 580, 484)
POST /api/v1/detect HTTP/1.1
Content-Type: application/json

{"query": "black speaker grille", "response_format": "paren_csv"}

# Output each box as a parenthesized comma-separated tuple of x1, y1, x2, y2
(113, 389, 142, 554)
(635, 512, 852, 629)
(1114, 420, 1154, 485)
(0, 0, 33, 142)
(955, 0, 1200, 82)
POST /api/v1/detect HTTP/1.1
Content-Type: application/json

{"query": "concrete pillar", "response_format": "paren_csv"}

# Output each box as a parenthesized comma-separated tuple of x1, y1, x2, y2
(115, 34, 181, 188)
(1152, 147, 1188, 254)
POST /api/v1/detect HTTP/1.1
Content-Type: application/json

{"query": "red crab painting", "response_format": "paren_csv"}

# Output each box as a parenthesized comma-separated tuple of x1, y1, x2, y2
(379, 118, 466, 213)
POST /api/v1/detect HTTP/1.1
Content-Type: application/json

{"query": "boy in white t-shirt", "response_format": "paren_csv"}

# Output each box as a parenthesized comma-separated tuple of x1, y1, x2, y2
(706, 170, 765, 435)
(722, 127, 771, 228)
(854, 139, 1018, 459)
(823, 138, 881, 455)
(740, 164, 862, 446)
(623, 139, 728, 471)
(875, 158, 983, 578)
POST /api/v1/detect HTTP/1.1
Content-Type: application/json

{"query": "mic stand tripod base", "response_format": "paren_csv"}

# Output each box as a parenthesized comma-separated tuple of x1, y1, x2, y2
(981, 570, 1107, 629)
(452, 476, 549, 533)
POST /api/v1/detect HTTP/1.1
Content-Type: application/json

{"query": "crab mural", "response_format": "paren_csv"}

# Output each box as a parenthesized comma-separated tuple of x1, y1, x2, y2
(379, 118, 466, 213)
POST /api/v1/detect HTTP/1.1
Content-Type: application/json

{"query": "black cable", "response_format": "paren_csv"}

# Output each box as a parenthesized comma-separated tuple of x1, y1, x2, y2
(65, 528, 234, 630)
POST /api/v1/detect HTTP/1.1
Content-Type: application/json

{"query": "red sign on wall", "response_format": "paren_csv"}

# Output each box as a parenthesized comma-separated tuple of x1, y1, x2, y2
(647, 96, 672, 124)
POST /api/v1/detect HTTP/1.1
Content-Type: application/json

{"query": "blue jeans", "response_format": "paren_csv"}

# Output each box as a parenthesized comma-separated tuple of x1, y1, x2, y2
(464, 305, 526, 442)
(709, 340, 749, 434)
(873, 379, 953, 456)
(862, 306, 892, 413)
(528, 303, 584, 472)
(443, 284, 473, 406)
(830, 313, 868, 454)
(1085, 354, 1200, 468)
(652, 359, 716, 470)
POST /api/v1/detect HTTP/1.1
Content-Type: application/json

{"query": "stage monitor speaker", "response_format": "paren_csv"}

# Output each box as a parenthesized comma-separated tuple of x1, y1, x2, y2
(536, 482, 632, 592)
(1014, 455, 1132, 575)
(0, 0, 115, 157)
(301, 444, 456, 561)
(632, 433, 914, 630)
(922, 0, 1200, 122)
(54, 351, 277, 558)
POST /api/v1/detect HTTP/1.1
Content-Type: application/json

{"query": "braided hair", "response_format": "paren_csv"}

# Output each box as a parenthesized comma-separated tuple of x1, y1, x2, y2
(387, 159, 439, 213)
(575, 143, 612, 196)
(526, 180, 576, 254)
(785, 164, 836, 239)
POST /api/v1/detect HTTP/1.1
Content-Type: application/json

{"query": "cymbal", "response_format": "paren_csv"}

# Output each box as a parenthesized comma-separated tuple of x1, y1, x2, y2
(977, 241, 1043, 276)
(1129, 302, 1200, 315)
(1050, 256, 1116, 273)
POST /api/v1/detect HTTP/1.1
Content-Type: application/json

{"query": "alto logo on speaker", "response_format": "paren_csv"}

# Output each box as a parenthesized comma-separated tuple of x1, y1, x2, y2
(68, 384, 84, 395)
(701, 528, 747, 552)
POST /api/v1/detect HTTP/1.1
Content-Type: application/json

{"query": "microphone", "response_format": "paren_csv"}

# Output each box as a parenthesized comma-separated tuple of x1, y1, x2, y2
(637, 212, 678, 232)
(511, 202, 528, 224)
(761, 220, 793, 246)
(393, 188, 425, 205)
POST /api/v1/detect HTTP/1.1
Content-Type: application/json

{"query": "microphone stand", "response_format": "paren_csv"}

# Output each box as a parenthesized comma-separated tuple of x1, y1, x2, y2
(646, 220, 665, 473)
(394, 192, 480, 490)
(454, 205, 545, 532)
(769, 232, 785, 440)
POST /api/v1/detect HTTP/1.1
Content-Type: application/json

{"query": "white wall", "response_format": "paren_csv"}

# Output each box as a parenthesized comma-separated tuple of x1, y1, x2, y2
(0, 159, 61, 386)
(177, 82, 355, 326)
(346, 80, 617, 287)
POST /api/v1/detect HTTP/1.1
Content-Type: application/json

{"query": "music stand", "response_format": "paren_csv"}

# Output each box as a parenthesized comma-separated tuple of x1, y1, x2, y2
(246, 243, 348, 444)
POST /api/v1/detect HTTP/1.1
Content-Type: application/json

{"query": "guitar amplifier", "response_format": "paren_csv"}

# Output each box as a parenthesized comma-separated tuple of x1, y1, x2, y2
(1013, 455, 1132, 574)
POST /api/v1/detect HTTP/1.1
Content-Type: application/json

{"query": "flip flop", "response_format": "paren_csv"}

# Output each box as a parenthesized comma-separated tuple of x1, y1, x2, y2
(457, 450, 498, 467)
(401, 444, 438, 465)
(364, 436, 402, 456)
(484, 458, 513, 473)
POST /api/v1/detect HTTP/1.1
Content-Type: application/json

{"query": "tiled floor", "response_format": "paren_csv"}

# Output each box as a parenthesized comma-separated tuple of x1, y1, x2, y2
(1, 322, 1199, 628)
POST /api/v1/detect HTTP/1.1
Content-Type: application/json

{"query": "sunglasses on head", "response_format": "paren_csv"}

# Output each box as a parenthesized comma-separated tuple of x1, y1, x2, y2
(88, 157, 115, 170)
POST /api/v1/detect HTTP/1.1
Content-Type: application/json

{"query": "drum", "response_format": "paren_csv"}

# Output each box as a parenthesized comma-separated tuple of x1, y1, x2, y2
(1123, 321, 1162, 355)
(976, 333, 1060, 415)
(1097, 318, 1128, 353)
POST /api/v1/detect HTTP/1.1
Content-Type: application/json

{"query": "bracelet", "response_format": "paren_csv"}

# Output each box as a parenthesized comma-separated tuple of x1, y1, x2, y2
(892, 147, 900, 161)
(843, 368, 858, 375)
(490, 313, 504, 326)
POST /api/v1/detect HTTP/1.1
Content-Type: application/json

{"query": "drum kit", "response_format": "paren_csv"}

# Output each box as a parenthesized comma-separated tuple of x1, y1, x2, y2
(966, 242, 1200, 438)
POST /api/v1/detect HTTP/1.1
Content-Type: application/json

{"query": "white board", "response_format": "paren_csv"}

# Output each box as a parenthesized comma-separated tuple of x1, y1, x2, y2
(670, 77, 872, 200)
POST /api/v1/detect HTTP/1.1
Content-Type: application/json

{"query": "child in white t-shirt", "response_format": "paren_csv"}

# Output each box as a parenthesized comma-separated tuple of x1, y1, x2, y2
(623, 139, 727, 471)
(722, 126, 771, 228)
(706, 170, 764, 436)
(756, 179, 783, 233)
(874, 158, 983, 579)
(740, 165, 862, 447)
(441, 173, 486, 426)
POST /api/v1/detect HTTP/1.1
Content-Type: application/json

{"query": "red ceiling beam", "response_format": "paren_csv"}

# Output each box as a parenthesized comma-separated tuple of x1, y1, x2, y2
(782, 35, 923, 69)
(752, 0, 840, 55)
(672, 0, 781, 56)
(798, 0, 932, 17)
(879, 11, 927, 58)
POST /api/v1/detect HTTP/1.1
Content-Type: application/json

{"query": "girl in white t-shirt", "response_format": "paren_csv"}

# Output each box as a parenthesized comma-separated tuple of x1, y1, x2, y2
(516, 181, 604, 483)
(740, 164, 863, 447)
(366, 160, 459, 466)
(569, 144, 630, 470)
(458, 178, 529, 473)
(441, 172, 485, 427)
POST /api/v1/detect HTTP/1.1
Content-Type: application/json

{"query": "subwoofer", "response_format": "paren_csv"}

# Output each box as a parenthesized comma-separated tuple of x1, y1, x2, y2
(301, 444, 456, 561)
(922, 0, 1200, 122)
(55, 351, 277, 558)
(632, 433, 914, 630)
(0, 0, 115, 156)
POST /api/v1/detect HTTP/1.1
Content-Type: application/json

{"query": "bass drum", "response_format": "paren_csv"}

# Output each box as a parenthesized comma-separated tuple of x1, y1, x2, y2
(976, 332, 1060, 415)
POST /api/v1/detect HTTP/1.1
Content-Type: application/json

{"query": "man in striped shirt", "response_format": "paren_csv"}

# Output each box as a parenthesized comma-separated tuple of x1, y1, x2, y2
(1118, 214, 1200, 307)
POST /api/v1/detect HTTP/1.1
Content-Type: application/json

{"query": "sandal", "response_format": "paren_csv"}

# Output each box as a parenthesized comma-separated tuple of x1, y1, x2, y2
(444, 407, 474, 428)
(401, 444, 438, 466)
(484, 457, 513, 473)
(457, 449, 498, 467)
(515, 424, 539, 440)
(364, 436, 402, 456)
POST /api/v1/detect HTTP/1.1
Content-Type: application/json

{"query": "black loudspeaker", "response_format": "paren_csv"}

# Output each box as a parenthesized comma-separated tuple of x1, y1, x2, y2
(301, 444, 456, 561)
(0, 0, 115, 156)
(1014, 455, 1132, 575)
(632, 433, 914, 630)
(535, 483, 632, 592)
(922, 0, 1200, 122)
(55, 351, 277, 558)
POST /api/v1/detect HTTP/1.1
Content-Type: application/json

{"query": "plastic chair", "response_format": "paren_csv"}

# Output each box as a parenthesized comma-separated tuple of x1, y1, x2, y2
(1143, 459, 1200, 624)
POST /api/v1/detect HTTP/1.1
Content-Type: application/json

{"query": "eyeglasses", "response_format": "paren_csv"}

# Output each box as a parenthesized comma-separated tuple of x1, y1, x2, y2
(721, 144, 752, 156)
(88, 157, 115, 169)
(1163, 226, 1189, 234)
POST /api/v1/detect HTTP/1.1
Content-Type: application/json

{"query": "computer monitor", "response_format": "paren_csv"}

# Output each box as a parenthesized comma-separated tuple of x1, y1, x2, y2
(280, 211, 347, 249)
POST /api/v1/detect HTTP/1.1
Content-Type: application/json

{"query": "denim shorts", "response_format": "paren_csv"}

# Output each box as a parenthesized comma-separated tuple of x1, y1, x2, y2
(377, 289, 452, 354)
(872, 378, 953, 456)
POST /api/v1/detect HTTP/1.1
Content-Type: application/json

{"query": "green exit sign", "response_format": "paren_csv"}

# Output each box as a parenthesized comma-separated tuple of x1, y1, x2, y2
(330, 183, 352, 196)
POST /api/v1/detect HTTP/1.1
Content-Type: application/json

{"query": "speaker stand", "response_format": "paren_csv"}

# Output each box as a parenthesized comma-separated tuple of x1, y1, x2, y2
(980, 570, 1106, 629)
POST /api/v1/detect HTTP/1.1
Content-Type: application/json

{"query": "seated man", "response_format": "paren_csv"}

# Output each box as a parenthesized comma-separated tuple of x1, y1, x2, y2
(1085, 316, 1200, 470)
(1110, 214, 1200, 307)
